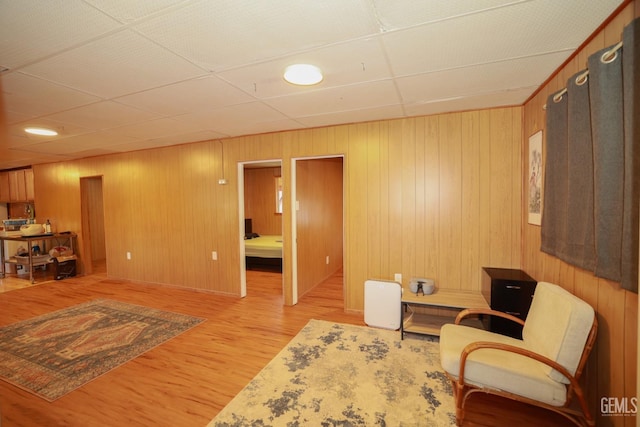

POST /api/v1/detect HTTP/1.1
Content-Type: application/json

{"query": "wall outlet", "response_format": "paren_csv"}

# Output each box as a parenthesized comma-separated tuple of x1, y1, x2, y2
(394, 273, 402, 284)
(326, 255, 329, 265)
(126, 252, 131, 260)
(212, 251, 218, 261)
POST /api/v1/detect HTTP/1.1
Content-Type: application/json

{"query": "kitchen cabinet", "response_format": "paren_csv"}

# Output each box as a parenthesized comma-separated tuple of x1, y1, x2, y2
(481, 267, 537, 339)
(0, 172, 9, 202)
(2, 169, 34, 202)
(25, 169, 35, 201)
(9, 170, 27, 202)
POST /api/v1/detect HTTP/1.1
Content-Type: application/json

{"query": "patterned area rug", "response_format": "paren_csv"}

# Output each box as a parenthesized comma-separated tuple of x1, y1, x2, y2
(209, 319, 456, 426)
(0, 299, 204, 401)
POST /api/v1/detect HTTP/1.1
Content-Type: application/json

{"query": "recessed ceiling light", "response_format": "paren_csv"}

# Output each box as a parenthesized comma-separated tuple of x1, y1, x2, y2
(25, 127, 58, 136)
(283, 64, 323, 86)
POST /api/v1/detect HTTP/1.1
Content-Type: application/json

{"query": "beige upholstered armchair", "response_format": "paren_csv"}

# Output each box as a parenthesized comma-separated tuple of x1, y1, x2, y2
(439, 282, 598, 426)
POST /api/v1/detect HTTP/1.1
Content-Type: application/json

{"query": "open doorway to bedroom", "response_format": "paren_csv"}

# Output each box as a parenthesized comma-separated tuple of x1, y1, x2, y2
(291, 156, 344, 306)
(238, 160, 283, 298)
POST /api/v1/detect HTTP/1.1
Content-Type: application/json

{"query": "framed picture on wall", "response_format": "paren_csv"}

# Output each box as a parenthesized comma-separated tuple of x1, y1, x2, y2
(528, 130, 543, 226)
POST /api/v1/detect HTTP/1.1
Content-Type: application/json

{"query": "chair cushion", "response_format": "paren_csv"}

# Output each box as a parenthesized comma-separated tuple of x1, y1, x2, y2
(522, 282, 595, 384)
(439, 324, 568, 406)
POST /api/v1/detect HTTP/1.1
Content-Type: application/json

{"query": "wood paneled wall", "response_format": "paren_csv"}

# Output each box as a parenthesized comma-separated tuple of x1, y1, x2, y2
(521, 3, 638, 426)
(243, 167, 282, 236)
(32, 107, 522, 310)
(296, 157, 344, 297)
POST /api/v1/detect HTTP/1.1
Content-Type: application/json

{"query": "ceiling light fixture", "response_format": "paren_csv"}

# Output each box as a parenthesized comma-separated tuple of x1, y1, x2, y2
(283, 64, 323, 86)
(25, 127, 58, 136)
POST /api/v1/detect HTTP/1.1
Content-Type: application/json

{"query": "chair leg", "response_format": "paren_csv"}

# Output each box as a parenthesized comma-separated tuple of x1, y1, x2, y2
(455, 382, 466, 426)
(574, 390, 595, 427)
(450, 379, 458, 397)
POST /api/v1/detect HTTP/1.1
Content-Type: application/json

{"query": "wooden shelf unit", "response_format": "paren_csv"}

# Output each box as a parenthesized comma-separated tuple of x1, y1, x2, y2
(0, 233, 77, 283)
(401, 288, 489, 338)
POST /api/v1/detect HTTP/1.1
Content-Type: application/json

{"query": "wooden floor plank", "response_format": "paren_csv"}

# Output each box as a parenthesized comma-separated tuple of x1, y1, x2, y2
(0, 266, 571, 426)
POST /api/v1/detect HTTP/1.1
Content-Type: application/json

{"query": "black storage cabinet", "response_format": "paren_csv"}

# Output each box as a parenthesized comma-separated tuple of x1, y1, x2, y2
(481, 267, 537, 339)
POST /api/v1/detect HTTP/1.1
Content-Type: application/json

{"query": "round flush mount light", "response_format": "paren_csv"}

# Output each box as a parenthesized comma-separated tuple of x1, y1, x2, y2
(283, 64, 323, 86)
(25, 127, 58, 136)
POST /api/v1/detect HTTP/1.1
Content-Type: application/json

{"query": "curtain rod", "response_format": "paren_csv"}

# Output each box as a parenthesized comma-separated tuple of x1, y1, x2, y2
(543, 41, 623, 110)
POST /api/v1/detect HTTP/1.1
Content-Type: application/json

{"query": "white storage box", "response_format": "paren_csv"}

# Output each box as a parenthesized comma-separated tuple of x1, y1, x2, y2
(364, 279, 402, 330)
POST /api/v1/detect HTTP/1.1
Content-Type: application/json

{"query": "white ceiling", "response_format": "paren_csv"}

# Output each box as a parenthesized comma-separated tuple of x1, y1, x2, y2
(0, 0, 625, 170)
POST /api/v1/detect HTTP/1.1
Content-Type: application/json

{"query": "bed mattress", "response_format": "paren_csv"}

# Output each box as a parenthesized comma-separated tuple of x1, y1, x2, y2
(245, 235, 283, 258)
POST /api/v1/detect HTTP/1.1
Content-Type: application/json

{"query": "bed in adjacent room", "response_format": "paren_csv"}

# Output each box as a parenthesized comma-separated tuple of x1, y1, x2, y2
(245, 235, 282, 258)
(245, 235, 283, 271)
(244, 218, 282, 271)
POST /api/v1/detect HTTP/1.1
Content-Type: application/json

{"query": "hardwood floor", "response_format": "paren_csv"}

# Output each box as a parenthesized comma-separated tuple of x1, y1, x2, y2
(0, 266, 572, 426)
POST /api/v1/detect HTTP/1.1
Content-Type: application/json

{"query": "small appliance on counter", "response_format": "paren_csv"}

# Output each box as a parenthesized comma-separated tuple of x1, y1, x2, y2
(409, 277, 436, 295)
(20, 223, 44, 236)
(1, 219, 35, 237)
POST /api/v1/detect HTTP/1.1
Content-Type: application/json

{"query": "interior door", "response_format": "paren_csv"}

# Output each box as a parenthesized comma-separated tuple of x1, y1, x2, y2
(80, 176, 106, 275)
(293, 156, 344, 304)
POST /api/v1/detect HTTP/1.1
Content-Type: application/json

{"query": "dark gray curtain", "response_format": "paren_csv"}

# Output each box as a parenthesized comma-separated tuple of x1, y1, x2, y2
(542, 17, 639, 293)
(565, 70, 595, 271)
(540, 92, 568, 258)
(589, 44, 624, 282)
(621, 18, 640, 293)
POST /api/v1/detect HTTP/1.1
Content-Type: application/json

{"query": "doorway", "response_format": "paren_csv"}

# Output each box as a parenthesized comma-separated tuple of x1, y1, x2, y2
(291, 156, 344, 305)
(80, 176, 106, 275)
(238, 160, 284, 298)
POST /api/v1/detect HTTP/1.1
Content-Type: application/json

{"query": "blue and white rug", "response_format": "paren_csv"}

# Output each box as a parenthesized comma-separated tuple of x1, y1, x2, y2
(209, 319, 456, 426)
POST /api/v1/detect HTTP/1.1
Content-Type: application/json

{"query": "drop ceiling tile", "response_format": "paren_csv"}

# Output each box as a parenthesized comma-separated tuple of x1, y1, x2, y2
(20, 29, 208, 98)
(47, 131, 143, 152)
(44, 101, 161, 130)
(404, 87, 535, 117)
(0, 133, 32, 150)
(13, 132, 134, 155)
(141, 130, 228, 149)
(295, 104, 405, 129)
(135, 0, 380, 71)
(108, 117, 204, 139)
(395, 51, 569, 105)
(3, 130, 98, 160)
(2, 72, 100, 119)
(218, 37, 392, 99)
(0, 0, 121, 69)
(115, 75, 255, 116)
(7, 118, 91, 142)
(382, 0, 624, 77)
(237, 118, 306, 137)
(372, 0, 518, 31)
(174, 101, 290, 136)
(65, 148, 120, 158)
(108, 130, 226, 152)
(264, 80, 400, 118)
(83, 0, 188, 23)
(3, 110, 34, 126)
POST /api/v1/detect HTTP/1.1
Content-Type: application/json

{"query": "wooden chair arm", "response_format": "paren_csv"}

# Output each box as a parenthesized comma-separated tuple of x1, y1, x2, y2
(457, 341, 581, 392)
(455, 308, 525, 326)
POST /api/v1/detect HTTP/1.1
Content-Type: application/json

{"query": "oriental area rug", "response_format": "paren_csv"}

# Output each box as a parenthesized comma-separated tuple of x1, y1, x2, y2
(0, 299, 204, 401)
(209, 319, 456, 426)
